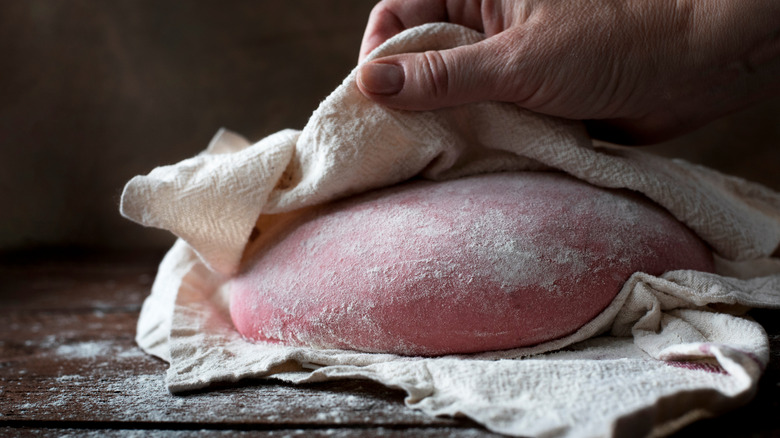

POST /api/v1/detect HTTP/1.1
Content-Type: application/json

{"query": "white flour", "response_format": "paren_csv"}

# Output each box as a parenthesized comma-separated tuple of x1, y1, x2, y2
(229, 172, 712, 356)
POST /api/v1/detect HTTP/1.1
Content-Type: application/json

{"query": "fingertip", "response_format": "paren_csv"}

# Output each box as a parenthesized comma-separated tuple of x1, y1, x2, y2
(358, 61, 405, 96)
(357, 47, 490, 111)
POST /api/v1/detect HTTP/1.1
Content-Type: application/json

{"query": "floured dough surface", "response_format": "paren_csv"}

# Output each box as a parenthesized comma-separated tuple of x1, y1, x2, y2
(229, 172, 714, 356)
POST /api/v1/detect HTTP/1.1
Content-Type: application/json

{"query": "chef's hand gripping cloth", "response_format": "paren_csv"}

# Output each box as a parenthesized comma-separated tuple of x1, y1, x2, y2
(121, 23, 780, 438)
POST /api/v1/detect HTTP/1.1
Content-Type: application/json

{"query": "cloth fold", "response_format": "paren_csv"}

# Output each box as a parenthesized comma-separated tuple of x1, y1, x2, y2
(121, 23, 780, 438)
(121, 24, 780, 275)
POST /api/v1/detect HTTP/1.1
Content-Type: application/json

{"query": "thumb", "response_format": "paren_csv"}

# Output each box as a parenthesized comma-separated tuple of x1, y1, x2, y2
(356, 38, 516, 110)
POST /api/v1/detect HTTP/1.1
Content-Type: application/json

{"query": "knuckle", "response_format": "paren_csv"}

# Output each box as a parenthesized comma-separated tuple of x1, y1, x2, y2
(420, 50, 450, 99)
(370, 0, 391, 15)
(369, 1, 392, 21)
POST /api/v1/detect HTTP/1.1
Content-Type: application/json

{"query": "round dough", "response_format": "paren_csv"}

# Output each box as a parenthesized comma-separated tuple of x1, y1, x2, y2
(229, 172, 714, 356)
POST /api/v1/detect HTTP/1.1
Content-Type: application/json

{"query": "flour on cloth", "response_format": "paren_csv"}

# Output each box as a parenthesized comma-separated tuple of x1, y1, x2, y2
(121, 23, 780, 438)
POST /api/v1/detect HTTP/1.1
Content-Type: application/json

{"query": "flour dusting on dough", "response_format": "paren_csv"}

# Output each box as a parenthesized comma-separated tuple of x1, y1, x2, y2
(228, 172, 714, 356)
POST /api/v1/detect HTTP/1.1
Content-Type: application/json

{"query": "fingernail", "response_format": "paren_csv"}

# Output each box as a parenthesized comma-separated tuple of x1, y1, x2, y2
(358, 62, 404, 95)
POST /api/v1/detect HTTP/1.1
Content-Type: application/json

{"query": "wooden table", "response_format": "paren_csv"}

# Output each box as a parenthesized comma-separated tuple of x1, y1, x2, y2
(2, 251, 779, 437)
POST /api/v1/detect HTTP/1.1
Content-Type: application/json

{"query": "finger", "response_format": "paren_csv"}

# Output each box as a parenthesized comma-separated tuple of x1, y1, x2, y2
(359, 5, 406, 62)
(357, 36, 518, 110)
(359, 0, 486, 62)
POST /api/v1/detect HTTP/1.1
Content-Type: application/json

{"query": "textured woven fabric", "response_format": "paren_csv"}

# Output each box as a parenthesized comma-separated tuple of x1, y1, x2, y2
(122, 23, 780, 437)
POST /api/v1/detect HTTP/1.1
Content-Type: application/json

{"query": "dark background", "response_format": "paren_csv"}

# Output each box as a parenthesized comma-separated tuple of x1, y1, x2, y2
(1, 0, 778, 252)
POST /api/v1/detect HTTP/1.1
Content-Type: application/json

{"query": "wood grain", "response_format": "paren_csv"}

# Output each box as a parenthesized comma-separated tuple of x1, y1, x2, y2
(1, 250, 779, 437)
(0, 251, 494, 436)
(0, 428, 498, 438)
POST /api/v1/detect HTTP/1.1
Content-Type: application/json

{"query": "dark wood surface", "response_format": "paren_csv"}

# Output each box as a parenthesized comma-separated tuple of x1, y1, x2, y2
(1, 251, 779, 437)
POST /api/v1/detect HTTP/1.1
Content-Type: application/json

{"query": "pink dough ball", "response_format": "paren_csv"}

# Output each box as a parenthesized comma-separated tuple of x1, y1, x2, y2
(229, 172, 714, 356)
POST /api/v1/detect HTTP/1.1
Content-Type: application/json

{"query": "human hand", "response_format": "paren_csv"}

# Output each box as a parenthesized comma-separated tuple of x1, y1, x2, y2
(356, 0, 780, 144)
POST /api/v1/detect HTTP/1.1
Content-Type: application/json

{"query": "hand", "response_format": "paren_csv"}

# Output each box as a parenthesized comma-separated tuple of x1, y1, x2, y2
(356, 0, 780, 144)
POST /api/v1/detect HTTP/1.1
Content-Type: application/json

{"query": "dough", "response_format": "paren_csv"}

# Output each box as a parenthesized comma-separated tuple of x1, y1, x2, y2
(229, 172, 714, 356)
